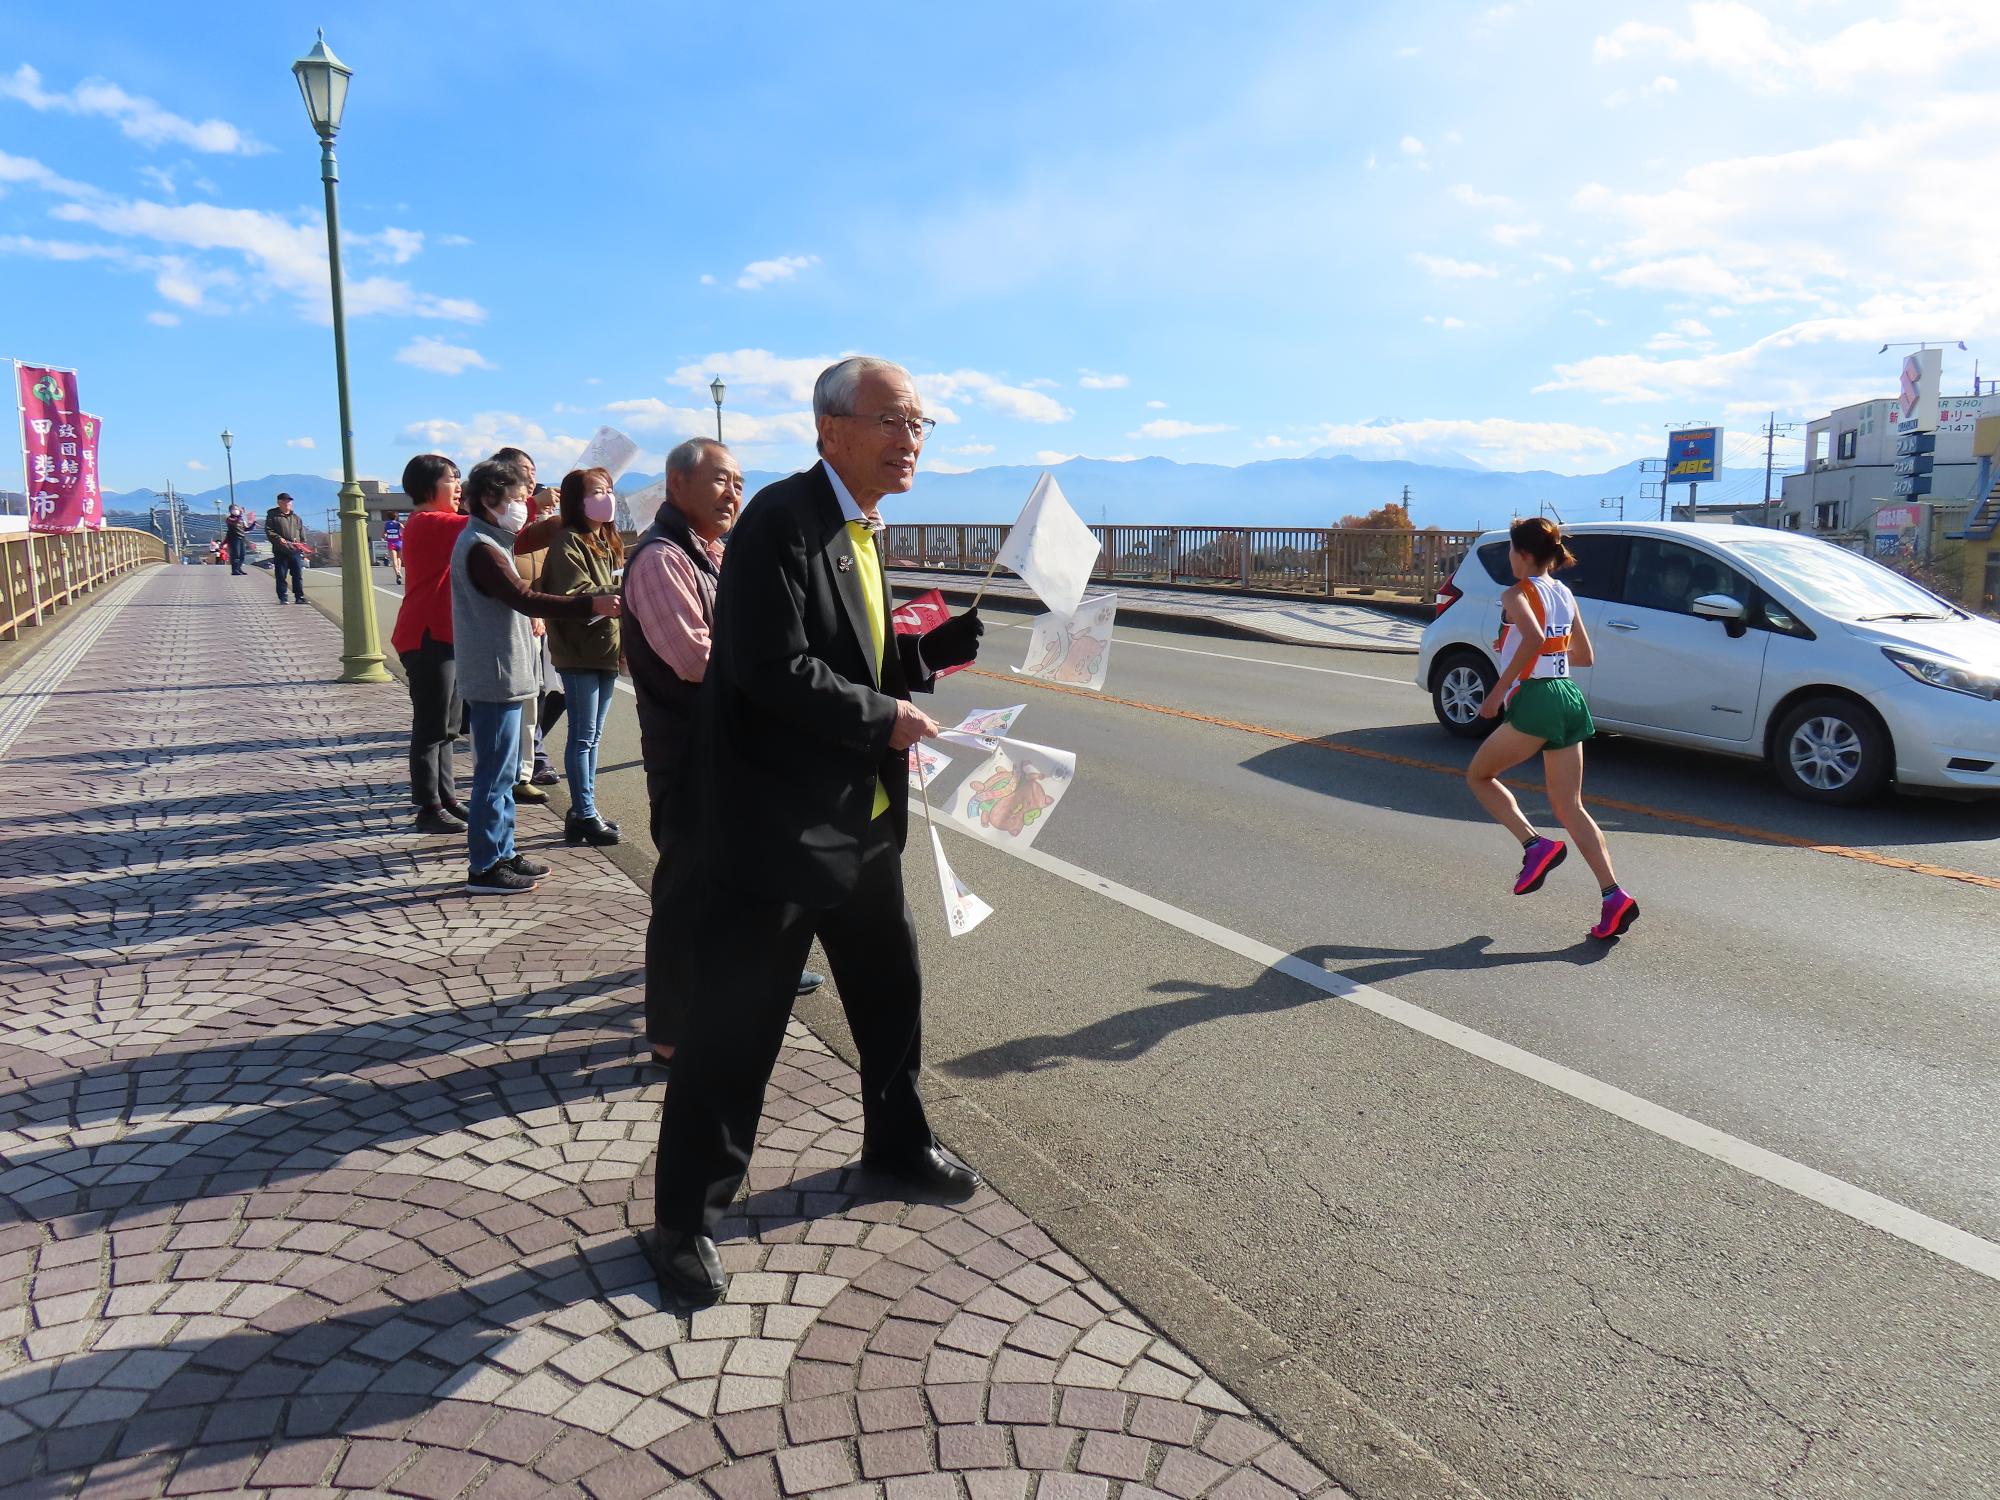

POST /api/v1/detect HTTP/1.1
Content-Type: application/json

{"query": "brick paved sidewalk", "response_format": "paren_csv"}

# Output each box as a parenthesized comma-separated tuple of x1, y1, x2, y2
(0, 568, 1348, 1500)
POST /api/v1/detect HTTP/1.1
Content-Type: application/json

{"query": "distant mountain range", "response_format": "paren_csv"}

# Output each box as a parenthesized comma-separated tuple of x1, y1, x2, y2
(105, 456, 1778, 537)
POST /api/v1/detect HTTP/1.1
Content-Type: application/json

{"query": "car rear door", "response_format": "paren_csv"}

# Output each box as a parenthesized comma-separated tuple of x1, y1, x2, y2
(1587, 536, 1768, 741)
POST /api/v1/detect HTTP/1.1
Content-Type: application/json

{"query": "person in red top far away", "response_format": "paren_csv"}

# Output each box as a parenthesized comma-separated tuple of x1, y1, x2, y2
(389, 453, 563, 835)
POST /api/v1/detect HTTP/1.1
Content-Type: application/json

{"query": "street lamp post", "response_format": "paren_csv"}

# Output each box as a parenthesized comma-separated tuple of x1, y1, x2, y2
(220, 428, 237, 515)
(292, 30, 388, 684)
(710, 375, 726, 442)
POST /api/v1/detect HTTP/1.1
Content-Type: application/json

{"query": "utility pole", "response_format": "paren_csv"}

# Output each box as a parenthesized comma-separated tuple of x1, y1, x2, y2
(1761, 413, 1803, 529)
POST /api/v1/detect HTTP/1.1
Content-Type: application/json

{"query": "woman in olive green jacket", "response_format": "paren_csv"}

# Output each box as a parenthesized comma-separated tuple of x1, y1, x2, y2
(543, 466, 626, 846)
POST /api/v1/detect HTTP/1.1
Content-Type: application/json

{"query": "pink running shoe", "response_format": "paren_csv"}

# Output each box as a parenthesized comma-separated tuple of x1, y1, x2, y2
(1514, 837, 1567, 895)
(1590, 888, 1640, 940)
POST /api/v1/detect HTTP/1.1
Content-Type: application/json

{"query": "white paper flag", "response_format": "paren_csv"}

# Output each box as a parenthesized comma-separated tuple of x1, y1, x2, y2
(945, 705, 1027, 743)
(1014, 595, 1117, 692)
(574, 426, 642, 480)
(908, 743, 951, 791)
(620, 475, 665, 535)
(944, 736, 1077, 851)
(994, 472, 1101, 620)
(930, 828, 994, 937)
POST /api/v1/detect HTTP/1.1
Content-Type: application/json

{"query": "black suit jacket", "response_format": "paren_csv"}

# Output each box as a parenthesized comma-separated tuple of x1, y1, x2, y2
(675, 462, 931, 907)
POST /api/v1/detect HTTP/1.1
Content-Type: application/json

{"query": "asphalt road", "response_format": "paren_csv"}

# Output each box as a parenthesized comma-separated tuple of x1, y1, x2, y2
(319, 565, 1998, 1500)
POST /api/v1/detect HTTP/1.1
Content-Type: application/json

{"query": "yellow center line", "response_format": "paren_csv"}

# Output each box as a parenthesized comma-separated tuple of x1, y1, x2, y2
(965, 667, 2000, 893)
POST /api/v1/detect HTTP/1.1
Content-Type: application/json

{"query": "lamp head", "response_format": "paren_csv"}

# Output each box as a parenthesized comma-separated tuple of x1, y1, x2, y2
(291, 29, 352, 138)
(220, 429, 232, 449)
(710, 375, 726, 407)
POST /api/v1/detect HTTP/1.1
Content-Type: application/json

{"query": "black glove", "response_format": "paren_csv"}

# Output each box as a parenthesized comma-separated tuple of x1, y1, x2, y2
(921, 608, 984, 671)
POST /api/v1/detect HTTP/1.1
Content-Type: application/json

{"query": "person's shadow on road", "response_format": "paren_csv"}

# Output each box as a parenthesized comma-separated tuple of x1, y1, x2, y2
(943, 936, 1611, 1078)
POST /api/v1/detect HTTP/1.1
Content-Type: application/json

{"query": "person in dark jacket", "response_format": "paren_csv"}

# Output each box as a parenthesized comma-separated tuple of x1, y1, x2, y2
(264, 494, 308, 603)
(224, 504, 250, 575)
(646, 358, 984, 1305)
(542, 466, 626, 848)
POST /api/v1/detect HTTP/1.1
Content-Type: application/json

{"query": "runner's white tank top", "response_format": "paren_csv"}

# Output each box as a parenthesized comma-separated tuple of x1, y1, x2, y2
(1497, 574, 1576, 681)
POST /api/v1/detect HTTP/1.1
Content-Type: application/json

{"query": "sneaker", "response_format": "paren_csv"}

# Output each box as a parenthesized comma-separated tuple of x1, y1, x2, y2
(530, 767, 562, 786)
(1514, 836, 1567, 895)
(413, 806, 466, 835)
(513, 780, 549, 805)
(508, 853, 550, 878)
(1589, 889, 1641, 941)
(467, 862, 539, 895)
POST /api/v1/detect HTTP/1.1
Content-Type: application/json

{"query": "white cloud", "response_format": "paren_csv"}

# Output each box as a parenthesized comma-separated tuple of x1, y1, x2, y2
(698, 273, 717, 286)
(1077, 370, 1129, 389)
(1134, 419, 1235, 439)
(396, 337, 495, 375)
(1423, 315, 1469, 330)
(399, 413, 590, 469)
(605, 398, 817, 447)
(1400, 136, 1426, 158)
(185, 459, 207, 472)
(0, 64, 268, 154)
(48, 196, 485, 323)
(1593, 2, 2000, 93)
(137, 165, 176, 196)
(1489, 222, 1542, 246)
(146, 310, 179, 327)
(923, 460, 973, 475)
(285, 436, 316, 450)
(671, 350, 833, 405)
(1033, 451, 1076, 465)
(947, 443, 996, 456)
(357, 227, 425, 266)
(437, 233, 473, 248)
(1451, 183, 1511, 211)
(1394, 46, 1420, 59)
(1254, 435, 1306, 450)
(1540, 253, 1576, 274)
(0, 147, 98, 200)
(917, 369, 1072, 424)
(1146, 399, 1167, 410)
(1409, 251, 1500, 279)
(735, 254, 818, 291)
(1305, 418, 1655, 473)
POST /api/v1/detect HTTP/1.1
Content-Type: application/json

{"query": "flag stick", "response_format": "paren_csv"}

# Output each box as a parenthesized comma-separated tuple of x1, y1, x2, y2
(968, 555, 1004, 610)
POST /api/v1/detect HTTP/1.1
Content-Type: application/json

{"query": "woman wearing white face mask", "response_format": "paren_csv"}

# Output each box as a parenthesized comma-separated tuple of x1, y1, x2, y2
(542, 467, 628, 847)
(450, 457, 621, 894)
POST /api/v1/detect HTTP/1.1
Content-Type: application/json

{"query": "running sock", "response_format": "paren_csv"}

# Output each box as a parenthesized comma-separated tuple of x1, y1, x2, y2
(1601, 883, 1619, 897)
(1521, 830, 1542, 847)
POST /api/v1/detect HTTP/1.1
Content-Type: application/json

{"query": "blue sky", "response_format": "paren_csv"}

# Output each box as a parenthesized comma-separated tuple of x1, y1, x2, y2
(4, 0, 1997, 501)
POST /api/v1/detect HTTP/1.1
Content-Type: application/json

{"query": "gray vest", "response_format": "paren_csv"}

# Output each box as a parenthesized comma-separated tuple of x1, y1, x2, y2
(450, 517, 538, 703)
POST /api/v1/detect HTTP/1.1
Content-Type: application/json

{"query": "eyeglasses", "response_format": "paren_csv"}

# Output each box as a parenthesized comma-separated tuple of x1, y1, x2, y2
(848, 412, 937, 441)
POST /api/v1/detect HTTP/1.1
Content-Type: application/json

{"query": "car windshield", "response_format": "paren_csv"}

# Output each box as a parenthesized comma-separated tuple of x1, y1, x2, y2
(1723, 537, 1956, 621)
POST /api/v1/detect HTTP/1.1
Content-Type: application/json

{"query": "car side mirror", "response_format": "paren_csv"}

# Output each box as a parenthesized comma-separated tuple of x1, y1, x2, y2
(1691, 594, 1747, 622)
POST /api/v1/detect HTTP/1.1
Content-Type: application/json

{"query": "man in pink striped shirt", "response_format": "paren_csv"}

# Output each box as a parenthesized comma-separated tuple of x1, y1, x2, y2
(625, 439, 822, 1062)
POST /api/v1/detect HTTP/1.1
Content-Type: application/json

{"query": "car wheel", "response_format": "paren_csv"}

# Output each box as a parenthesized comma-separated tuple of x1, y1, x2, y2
(1432, 651, 1498, 739)
(1771, 695, 1891, 805)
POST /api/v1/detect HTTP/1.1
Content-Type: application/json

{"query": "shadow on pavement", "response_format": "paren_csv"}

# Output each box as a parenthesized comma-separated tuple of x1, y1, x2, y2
(943, 937, 1610, 1078)
(1241, 723, 2000, 858)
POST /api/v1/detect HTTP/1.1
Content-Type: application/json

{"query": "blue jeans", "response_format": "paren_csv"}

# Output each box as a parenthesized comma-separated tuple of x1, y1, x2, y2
(559, 669, 618, 819)
(467, 700, 524, 873)
(272, 547, 303, 601)
(227, 535, 245, 573)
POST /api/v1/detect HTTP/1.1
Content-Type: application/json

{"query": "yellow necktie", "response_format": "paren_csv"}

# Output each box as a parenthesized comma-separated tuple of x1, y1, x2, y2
(846, 520, 891, 819)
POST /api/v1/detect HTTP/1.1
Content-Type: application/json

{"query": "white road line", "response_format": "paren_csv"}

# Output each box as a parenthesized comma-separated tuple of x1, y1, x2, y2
(937, 821, 2000, 1285)
(362, 579, 639, 696)
(994, 621, 1415, 687)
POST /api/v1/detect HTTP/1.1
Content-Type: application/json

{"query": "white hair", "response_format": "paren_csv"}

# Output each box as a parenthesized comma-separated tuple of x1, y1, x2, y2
(813, 356, 911, 455)
(665, 437, 729, 477)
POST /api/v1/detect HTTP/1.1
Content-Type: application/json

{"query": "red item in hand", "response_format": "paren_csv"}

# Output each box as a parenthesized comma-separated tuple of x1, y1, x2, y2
(890, 588, 967, 678)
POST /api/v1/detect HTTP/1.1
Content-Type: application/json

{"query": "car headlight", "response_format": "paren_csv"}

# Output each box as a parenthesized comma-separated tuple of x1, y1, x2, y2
(1882, 647, 2000, 700)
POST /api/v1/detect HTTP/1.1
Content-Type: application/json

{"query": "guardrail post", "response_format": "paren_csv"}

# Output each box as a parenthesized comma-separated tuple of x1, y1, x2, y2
(1238, 528, 1251, 588)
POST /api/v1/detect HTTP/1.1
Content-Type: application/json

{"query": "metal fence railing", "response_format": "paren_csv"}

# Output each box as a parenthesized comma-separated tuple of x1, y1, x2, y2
(879, 523, 1482, 604)
(1, 526, 169, 641)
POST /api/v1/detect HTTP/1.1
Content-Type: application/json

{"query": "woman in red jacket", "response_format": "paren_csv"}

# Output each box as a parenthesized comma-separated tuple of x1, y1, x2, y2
(390, 453, 561, 833)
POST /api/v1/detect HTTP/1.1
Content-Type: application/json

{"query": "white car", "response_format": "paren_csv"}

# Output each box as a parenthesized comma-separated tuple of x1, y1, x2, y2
(1417, 522, 2000, 803)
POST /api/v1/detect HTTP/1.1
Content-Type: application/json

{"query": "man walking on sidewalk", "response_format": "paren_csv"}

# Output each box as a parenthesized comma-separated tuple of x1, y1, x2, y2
(647, 357, 986, 1305)
(265, 493, 308, 605)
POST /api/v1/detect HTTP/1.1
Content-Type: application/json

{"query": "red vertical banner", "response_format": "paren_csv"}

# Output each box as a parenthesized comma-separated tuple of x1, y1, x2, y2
(16, 362, 89, 532)
(78, 412, 104, 528)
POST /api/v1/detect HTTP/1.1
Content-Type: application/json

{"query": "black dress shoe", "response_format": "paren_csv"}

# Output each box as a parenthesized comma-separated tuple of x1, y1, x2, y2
(412, 806, 466, 835)
(564, 812, 621, 847)
(797, 969, 825, 995)
(859, 1143, 984, 1200)
(649, 1228, 724, 1305)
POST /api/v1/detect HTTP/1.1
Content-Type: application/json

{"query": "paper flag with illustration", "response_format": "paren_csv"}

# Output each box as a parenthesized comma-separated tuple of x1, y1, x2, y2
(908, 742, 951, 791)
(944, 736, 1077, 851)
(994, 472, 1101, 620)
(1015, 594, 1117, 692)
(942, 705, 1026, 746)
(574, 426, 642, 480)
(929, 828, 994, 937)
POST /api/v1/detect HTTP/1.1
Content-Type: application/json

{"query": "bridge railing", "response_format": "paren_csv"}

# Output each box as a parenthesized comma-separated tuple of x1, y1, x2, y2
(879, 523, 1482, 604)
(1, 527, 169, 642)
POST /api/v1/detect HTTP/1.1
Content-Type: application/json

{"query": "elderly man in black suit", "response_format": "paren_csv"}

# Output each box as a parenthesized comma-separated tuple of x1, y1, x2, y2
(649, 356, 986, 1304)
